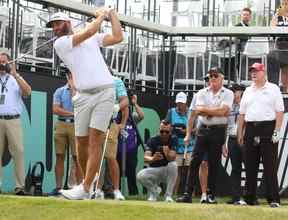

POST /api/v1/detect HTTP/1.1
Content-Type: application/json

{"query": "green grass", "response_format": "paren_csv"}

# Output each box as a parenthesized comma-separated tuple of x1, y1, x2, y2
(0, 195, 288, 220)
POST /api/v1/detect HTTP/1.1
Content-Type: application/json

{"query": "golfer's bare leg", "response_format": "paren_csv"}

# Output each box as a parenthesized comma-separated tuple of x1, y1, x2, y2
(72, 156, 83, 184)
(76, 136, 89, 178)
(83, 128, 105, 192)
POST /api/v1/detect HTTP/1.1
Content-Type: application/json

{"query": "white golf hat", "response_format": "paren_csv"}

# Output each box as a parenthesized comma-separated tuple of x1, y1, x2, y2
(175, 92, 187, 104)
(46, 12, 70, 28)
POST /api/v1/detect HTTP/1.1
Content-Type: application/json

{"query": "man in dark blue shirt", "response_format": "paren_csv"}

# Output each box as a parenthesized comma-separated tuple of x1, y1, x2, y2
(137, 120, 177, 202)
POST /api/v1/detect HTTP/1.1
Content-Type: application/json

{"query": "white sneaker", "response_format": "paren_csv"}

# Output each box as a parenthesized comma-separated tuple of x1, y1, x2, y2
(148, 186, 161, 202)
(60, 183, 89, 200)
(154, 186, 162, 197)
(165, 196, 174, 203)
(114, 190, 125, 200)
(200, 194, 207, 203)
(147, 193, 157, 202)
(235, 200, 247, 206)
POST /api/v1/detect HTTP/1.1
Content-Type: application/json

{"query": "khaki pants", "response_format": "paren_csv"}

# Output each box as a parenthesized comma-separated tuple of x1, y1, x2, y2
(104, 122, 120, 159)
(54, 121, 76, 156)
(0, 118, 25, 189)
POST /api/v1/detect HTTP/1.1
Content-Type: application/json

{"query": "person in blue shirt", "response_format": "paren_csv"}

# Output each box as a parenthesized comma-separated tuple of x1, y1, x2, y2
(49, 72, 82, 196)
(165, 92, 194, 195)
(94, 76, 128, 200)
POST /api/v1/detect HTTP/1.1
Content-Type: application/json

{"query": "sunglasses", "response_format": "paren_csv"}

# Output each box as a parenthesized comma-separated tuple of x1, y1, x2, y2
(249, 69, 260, 73)
(209, 73, 220, 79)
(160, 130, 170, 134)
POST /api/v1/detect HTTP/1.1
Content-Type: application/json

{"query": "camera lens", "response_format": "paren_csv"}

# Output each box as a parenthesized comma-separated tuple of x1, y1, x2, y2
(0, 64, 5, 71)
(0, 64, 11, 73)
(5, 64, 11, 73)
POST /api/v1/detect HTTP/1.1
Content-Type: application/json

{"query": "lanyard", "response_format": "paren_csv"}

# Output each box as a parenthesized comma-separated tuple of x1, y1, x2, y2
(0, 75, 9, 93)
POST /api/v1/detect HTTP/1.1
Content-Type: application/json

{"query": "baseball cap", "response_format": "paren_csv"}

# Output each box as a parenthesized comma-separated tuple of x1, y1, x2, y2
(175, 92, 187, 104)
(207, 67, 224, 78)
(46, 12, 70, 28)
(249, 63, 265, 72)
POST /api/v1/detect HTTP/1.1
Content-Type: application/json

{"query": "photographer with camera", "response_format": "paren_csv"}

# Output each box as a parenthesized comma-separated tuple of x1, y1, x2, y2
(117, 94, 144, 195)
(0, 52, 31, 195)
(137, 120, 177, 202)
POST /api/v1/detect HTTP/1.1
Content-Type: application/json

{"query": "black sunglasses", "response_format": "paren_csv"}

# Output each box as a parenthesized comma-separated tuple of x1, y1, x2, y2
(209, 73, 220, 79)
(160, 130, 170, 134)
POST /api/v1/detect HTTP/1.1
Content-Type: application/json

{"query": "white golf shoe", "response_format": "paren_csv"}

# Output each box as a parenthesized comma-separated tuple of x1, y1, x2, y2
(60, 183, 89, 200)
(165, 196, 174, 203)
(114, 190, 125, 200)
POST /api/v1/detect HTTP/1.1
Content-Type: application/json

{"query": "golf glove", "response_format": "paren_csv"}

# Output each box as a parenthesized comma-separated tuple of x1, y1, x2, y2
(113, 104, 120, 114)
(272, 130, 280, 144)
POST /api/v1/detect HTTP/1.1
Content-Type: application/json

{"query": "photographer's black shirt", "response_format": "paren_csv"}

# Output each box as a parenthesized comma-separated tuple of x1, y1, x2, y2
(145, 135, 177, 168)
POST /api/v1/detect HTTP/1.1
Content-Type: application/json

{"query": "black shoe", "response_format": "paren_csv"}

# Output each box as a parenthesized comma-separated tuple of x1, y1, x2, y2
(47, 188, 61, 197)
(227, 199, 247, 205)
(176, 193, 192, 203)
(226, 199, 236, 204)
(206, 194, 217, 204)
(270, 202, 280, 208)
(245, 199, 260, 206)
(15, 188, 25, 196)
(104, 191, 115, 199)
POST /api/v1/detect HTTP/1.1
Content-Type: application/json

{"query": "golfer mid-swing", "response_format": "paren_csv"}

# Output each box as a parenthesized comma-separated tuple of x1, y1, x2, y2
(46, 8, 123, 200)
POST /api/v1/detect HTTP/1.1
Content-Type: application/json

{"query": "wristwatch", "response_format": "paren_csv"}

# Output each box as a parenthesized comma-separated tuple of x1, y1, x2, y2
(14, 73, 22, 80)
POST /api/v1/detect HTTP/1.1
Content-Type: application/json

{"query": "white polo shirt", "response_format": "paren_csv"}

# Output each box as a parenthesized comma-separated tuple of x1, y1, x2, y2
(239, 81, 284, 122)
(189, 93, 197, 111)
(0, 73, 23, 115)
(196, 86, 234, 125)
(54, 33, 114, 91)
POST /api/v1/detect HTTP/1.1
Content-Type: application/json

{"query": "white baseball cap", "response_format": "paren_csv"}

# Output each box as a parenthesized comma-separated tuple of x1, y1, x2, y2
(175, 92, 187, 104)
(46, 12, 70, 28)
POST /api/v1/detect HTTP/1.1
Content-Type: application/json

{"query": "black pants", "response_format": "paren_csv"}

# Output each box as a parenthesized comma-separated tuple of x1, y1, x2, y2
(228, 137, 244, 201)
(185, 126, 226, 196)
(244, 121, 280, 203)
(117, 150, 139, 195)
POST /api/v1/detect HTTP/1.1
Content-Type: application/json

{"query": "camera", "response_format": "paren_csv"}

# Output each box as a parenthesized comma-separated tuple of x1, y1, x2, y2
(0, 63, 11, 73)
(172, 123, 186, 138)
